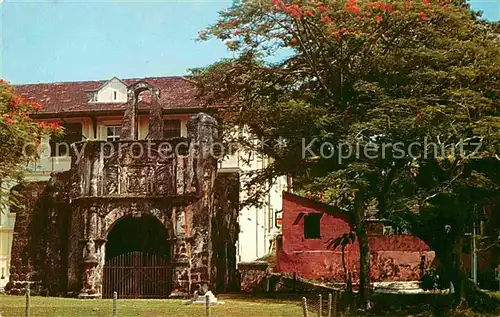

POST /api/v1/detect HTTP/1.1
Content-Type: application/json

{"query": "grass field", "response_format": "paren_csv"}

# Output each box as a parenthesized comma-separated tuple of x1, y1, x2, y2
(0, 294, 303, 317)
(1, 292, 499, 317)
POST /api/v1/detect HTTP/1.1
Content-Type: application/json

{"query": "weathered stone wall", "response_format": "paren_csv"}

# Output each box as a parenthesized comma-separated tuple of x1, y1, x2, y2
(6, 177, 71, 296)
(212, 172, 240, 292)
(238, 261, 269, 292)
(7, 112, 231, 299)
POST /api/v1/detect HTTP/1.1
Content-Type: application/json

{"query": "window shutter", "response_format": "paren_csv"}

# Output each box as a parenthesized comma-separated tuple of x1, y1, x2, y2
(101, 126, 108, 141)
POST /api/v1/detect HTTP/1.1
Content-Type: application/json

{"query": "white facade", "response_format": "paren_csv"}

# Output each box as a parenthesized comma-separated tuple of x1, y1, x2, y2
(223, 154, 286, 263)
(0, 206, 16, 290)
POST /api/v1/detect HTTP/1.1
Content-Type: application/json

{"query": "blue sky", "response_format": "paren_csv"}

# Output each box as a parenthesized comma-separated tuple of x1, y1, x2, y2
(1, 0, 499, 84)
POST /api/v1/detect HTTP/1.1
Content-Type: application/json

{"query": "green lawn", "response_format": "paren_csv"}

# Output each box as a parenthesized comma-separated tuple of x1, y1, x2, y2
(0, 294, 303, 317)
(1, 292, 499, 317)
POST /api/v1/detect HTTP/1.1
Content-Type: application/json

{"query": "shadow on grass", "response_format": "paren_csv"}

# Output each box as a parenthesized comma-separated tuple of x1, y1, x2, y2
(220, 292, 500, 317)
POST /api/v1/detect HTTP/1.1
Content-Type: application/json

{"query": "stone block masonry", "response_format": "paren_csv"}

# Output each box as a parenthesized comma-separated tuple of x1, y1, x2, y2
(6, 111, 239, 298)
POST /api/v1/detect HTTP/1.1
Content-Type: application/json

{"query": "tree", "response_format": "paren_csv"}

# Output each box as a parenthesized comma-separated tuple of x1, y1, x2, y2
(0, 80, 61, 209)
(327, 231, 356, 285)
(194, 0, 500, 309)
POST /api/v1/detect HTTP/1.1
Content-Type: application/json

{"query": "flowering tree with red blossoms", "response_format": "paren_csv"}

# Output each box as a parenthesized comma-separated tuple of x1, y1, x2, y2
(0, 80, 62, 208)
(195, 0, 500, 309)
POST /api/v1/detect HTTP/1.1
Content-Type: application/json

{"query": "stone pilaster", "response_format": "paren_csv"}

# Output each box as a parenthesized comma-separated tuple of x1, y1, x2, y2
(78, 206, 101, 298)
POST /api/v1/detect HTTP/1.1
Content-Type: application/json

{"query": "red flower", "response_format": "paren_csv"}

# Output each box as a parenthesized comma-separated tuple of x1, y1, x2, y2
(50, 122, 61, 130)
(375, 15, 383, 23)
(369, 1, 392, 11)
(331, 32, 342, 40)
(317, 3, 330, 12)
(38, 121, 61, 131)
(339, 27, 350, 35)
(290, 37, 298, 45)
(304, 9, 314, 16)
(11, 95, 27, 109)
(285, 4, 302, 19)
(423, 0, 431, 6)
(381, 3, 393, 11)
(3, 116, 14, 125)
(346, 4, 361, 15)
(321, 15, 332, 22)
(31, 102, 43, 111)
(35, 139, 41, 146)
(416, 112, 422, 120)
(419, 12, 429, 20)
(272, 0, 284, 10)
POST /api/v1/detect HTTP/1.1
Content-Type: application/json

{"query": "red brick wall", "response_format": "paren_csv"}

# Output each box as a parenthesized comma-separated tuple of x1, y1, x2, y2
(277, 193, 435, 283)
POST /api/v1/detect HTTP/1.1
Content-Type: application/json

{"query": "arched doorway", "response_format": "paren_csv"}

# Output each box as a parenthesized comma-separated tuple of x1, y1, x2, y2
(103, 214, 172, 298)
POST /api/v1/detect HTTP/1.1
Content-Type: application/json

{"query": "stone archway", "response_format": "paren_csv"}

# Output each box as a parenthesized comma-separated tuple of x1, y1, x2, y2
(102, 214, 172, 298)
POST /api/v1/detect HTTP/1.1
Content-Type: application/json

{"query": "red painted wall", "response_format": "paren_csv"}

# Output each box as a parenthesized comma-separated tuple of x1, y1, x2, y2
(277, 193, 436, 283)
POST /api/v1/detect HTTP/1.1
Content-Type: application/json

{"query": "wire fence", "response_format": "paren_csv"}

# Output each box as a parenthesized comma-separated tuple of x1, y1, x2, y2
(21, 288, 356, 317)
(300, 291, 354, 317)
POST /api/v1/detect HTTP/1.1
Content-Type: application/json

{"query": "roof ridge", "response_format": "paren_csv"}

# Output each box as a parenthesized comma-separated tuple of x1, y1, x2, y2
(14, 76, 187, 86)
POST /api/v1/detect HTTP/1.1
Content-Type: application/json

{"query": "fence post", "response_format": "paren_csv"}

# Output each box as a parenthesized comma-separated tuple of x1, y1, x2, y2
(205, 294, 211, 317)
(332, 292, 337, 317)
(317, 294, 322, 317)
(344, 289, 351, 316)
(293, 272, 297, 292)
(302, 297, 309, 317)
(327, 293, 332, 317)
(112, 291, 117, 317)
(25, 288, 30, 317)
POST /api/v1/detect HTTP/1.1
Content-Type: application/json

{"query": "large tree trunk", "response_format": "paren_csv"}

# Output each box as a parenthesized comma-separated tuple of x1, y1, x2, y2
(433, 237, 491, 309)
(341, 246, 347, 284)
(436, 242, 464, 303)
(354, 190, 371, 310)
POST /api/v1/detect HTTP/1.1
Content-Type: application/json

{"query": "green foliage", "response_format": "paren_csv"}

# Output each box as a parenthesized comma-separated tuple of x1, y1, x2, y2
(0, 80, 62, 209)
(421, 267, 450, 290)
(195, 0, 500, 306)
(478, 266, 499, 291)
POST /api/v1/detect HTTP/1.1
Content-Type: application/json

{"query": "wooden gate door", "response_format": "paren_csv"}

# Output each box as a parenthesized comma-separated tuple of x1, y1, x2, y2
(103, 251, 171, 298)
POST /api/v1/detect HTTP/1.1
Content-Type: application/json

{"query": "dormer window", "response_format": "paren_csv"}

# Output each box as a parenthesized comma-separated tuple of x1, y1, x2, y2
(90, 77, 127, 104)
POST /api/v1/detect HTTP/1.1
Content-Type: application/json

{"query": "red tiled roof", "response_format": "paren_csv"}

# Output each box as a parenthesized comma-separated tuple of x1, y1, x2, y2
(14, 76, 209, 116)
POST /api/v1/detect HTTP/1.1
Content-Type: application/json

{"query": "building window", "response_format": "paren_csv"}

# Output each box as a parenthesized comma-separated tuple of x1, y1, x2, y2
(49, 123, 82, 157)
(113, 91, 117, 101)
(383, 226, 394, 235)
(106, 126, 121, 141)
(304, 213, 322, 239)
(163, 119, 181, 138)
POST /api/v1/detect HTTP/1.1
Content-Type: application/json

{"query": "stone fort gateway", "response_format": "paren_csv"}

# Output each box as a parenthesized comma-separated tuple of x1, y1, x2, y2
(5, 81, 241, 298)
